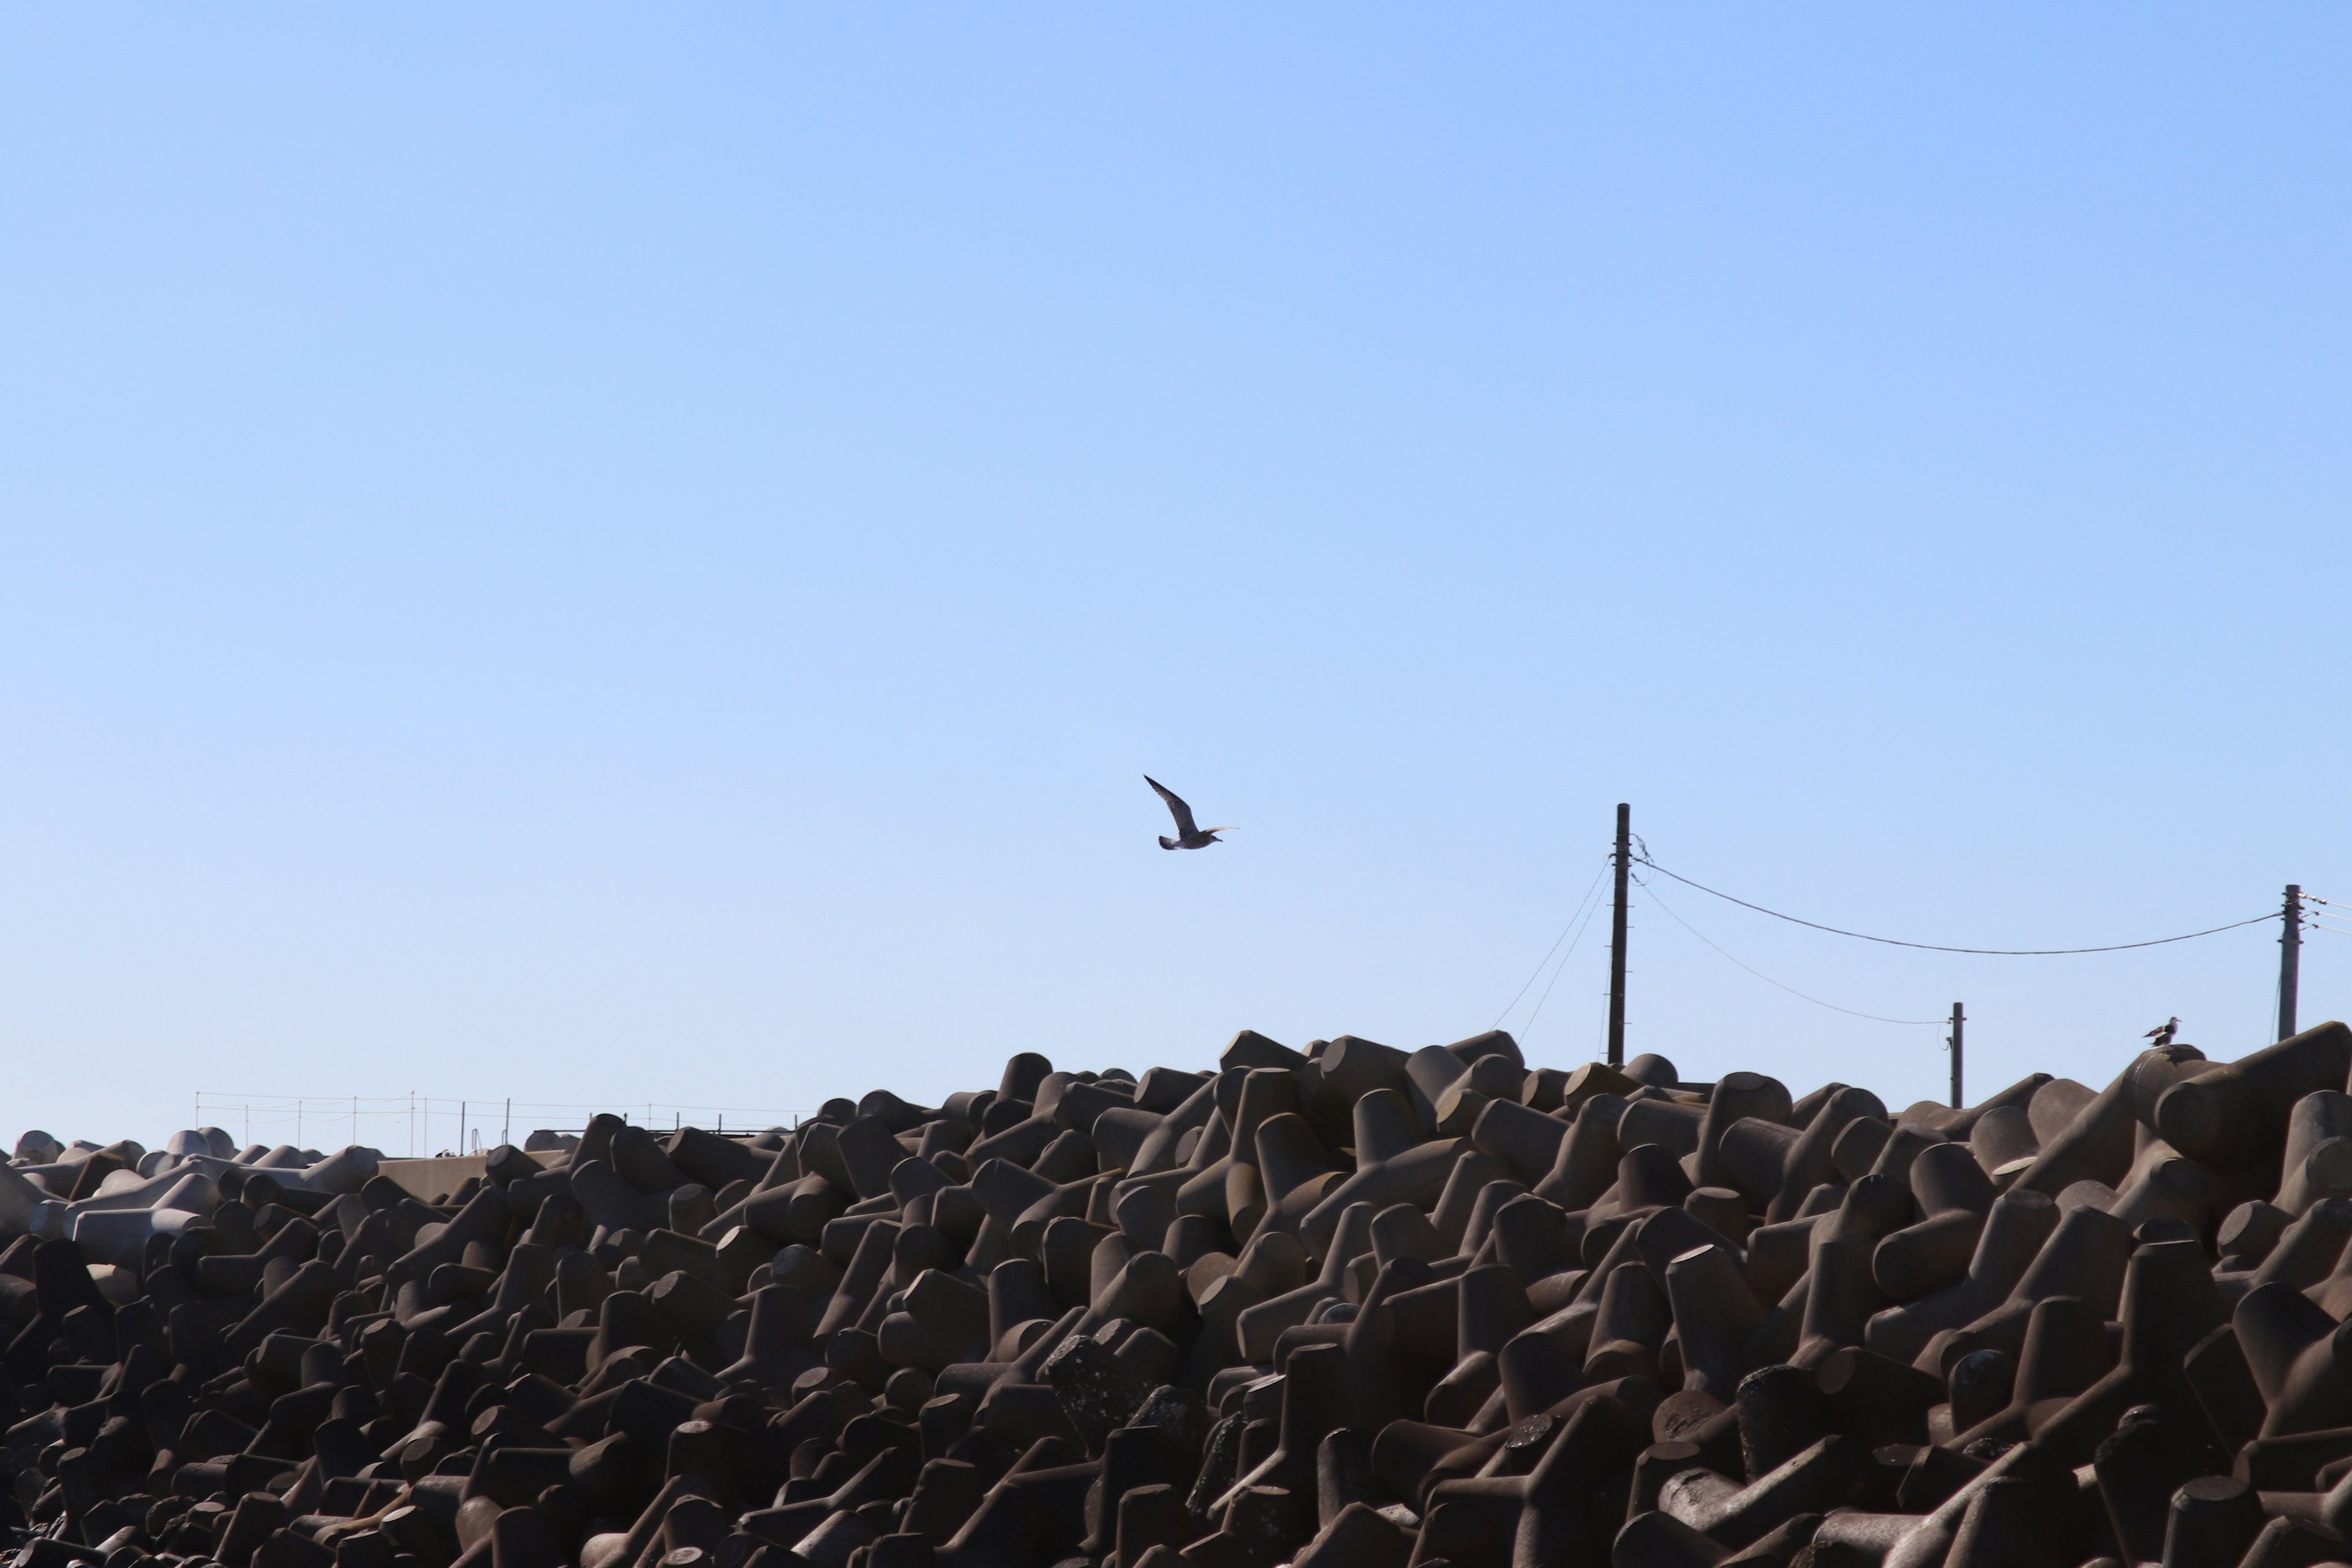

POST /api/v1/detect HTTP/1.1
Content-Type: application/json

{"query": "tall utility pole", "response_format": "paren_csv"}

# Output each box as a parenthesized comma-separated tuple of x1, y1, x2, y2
(1947, 1003, 1966, 1109)
(2280, 884, 2304, 1041)
(1607, 802, 1631, 1068)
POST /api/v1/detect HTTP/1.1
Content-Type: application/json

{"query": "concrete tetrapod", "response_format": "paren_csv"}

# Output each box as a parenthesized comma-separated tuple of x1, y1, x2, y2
(12, 1022, 2352, 1568)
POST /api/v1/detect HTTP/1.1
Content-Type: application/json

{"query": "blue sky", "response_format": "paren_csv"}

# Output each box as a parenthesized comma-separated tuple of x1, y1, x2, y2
(3, 7, 2346, 1150)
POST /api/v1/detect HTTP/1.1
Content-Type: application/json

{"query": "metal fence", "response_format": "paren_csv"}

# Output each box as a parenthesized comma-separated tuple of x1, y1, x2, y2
(190, 1093, 807, 1157)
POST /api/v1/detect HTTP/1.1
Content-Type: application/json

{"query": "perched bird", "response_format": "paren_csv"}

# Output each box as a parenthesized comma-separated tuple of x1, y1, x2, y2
(1145, 775, 1233, 851)
(2144, 1017, 2180, 1046)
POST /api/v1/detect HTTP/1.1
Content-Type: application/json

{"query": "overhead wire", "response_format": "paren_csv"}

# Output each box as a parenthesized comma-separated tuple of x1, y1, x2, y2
(1521, 872, 1613, 1041)
(1632, 856, 2275, 955)
(1637, 875, 1945, 1027)
(1493, 856, 1611, 1029)
(1504, 831, 2309, 1066)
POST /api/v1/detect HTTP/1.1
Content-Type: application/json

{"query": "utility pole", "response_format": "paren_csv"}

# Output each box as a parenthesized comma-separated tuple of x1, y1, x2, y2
(1948, 1003, 1966, 1109)
(1607, 802, 1631, 1068)
(2280, 884, 2304, 1041)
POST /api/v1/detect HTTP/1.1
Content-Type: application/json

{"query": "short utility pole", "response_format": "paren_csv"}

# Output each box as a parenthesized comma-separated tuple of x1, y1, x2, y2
(1607, 803, 1631, 1068)
(2280, 884, 2304, 1042)
(1947, 1003, 1966, 1109)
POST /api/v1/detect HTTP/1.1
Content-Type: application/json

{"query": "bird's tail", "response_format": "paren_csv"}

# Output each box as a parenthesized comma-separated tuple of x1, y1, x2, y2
(1158, 836, 1177, 850)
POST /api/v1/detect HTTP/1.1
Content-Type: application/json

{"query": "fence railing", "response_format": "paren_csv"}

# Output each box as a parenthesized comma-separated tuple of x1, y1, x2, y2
(190, 1093, 808, 1158)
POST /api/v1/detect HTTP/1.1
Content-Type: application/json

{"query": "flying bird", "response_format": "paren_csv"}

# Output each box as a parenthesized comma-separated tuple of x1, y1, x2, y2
(2144, 1017, 2180, 1046)
(1145, 776, 1232, 850)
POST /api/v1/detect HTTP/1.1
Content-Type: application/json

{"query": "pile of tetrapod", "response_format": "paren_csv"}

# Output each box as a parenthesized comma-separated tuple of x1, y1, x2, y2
(7, 1020, 2352, 1568)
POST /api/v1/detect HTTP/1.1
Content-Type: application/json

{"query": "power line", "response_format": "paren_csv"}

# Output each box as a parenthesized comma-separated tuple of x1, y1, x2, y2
(1521, 873, 1614, 1040)
(1633, 856, 2276, 956)
(1493, 856, 1611, 1028)
(1640, 879, 1944, 1027)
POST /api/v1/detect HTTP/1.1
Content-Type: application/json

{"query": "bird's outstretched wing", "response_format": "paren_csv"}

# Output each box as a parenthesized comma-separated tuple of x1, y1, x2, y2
(1144, 775, 1199, 836)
